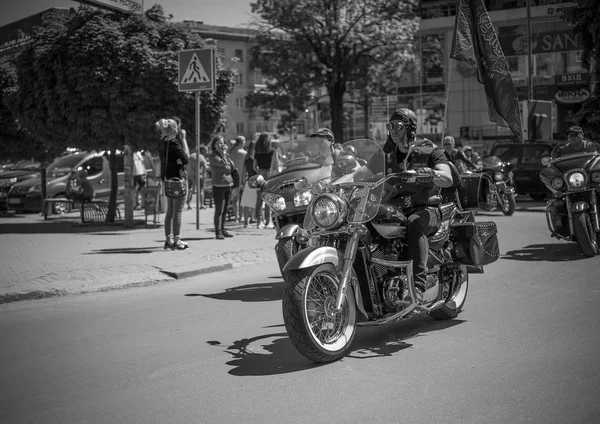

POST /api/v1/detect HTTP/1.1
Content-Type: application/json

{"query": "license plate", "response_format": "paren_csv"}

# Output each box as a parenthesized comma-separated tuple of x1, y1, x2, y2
(8, 198, 21, 204)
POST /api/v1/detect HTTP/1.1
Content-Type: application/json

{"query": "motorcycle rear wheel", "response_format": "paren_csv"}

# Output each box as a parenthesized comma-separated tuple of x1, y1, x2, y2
(429, 267, 469, 320)
(275, 237, 299, 274)
(573, 211, 599, 257)
(282, 264, 357, 363)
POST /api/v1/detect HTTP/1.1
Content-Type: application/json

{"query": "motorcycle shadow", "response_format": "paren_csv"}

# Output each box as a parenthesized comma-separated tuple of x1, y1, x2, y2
(502, 243, 587, 262)
(186, 279, 284, 302)
(212, 317, 465, 376)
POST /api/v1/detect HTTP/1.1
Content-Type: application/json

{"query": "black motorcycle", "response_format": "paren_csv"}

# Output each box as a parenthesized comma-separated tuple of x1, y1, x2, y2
(281, 140, 499, 363)
(481, 155, 516, 216)
(540, 151, 600, 257)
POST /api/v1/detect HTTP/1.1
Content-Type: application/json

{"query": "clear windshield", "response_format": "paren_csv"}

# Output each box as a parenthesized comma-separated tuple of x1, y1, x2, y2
(303, 139, 385, 230)
(269, 136, 336, 183)
(46, 153, 86, 178)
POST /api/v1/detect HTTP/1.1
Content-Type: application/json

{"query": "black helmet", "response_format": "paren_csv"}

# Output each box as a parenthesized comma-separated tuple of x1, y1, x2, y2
(309, 127, 335, 143)
(390, 108, 417, 133)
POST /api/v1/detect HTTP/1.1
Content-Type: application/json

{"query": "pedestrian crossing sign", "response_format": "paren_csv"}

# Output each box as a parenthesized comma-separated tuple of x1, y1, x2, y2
(178, 48, 215, 92)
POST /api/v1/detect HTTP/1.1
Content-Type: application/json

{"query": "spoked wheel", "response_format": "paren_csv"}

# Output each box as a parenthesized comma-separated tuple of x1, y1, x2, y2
(275, 237, 300, 274)
(573, 211, 599, 257)
(500, 192, 516, 216)
(282, 264, 357, 363)
(53, 195, 71, 215)
(429, 266, 469, 320)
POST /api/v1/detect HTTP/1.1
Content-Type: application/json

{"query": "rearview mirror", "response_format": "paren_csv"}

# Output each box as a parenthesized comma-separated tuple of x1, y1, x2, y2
(541, 157, 551, 166)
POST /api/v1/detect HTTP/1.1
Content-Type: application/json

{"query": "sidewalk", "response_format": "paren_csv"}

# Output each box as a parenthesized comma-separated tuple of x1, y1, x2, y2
(0, 205, 277, 304)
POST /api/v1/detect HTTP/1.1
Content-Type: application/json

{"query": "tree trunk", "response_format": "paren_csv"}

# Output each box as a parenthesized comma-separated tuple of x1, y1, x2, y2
(123, 144, 134, 228)
(329, 85, 346, 143)
(106, 149, 118, 223)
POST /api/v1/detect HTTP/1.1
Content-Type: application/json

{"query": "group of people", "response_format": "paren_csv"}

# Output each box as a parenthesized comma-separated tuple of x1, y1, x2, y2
(441, 135, 483, 173)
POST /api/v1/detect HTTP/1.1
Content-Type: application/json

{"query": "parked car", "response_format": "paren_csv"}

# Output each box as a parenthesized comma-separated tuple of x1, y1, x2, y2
(488, 141, 566, 200)
(8, 152, 125, 214)
(0, 160, 41, 210)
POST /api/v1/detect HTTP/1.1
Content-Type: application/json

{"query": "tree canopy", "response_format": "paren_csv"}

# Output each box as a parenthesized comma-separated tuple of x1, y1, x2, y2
(248, 0, 420, 142)
(566, 0, 600, 139)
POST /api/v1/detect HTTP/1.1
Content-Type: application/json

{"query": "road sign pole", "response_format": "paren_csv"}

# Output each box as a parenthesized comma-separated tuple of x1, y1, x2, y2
(196, 91, 201, 230)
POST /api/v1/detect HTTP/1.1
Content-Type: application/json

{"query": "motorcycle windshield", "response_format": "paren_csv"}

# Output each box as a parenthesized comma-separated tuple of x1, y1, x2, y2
(269, 136, 336, 183)
(482, 155, 503, 170)
(303, 139, 385, 230)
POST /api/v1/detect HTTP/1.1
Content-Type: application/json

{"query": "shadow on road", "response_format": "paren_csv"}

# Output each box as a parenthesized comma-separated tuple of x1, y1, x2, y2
(0, 221, 151, 234)
(502, 243, 586, 262)
(186, 281, 285, 302)
(85, 246, 161, 254)
(210, 317, 466, 376)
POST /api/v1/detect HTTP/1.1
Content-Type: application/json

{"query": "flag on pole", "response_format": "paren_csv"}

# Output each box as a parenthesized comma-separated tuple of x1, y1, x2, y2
(450, 0, 523, 142)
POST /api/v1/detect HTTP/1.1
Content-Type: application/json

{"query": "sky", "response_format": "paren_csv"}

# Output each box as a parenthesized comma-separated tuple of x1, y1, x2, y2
(0, 0, 255, 28)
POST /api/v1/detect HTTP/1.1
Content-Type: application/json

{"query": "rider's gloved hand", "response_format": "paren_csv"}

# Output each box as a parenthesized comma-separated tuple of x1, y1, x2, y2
(415, 167, 436, 183)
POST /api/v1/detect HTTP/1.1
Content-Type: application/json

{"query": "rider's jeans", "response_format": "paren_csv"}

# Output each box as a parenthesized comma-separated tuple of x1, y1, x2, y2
(405, 207, 441, 287)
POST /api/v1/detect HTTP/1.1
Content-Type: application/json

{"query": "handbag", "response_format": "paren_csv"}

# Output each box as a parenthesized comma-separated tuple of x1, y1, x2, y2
(163, 138, 187, 199)
(231, 166, 240, 189)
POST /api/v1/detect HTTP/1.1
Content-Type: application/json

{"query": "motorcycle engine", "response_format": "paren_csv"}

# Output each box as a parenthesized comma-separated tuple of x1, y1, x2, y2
(383, 273, 409, 309)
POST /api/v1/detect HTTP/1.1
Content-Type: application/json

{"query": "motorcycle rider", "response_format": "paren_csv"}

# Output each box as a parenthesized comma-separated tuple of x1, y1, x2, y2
(336, 108, 454, 293)
(309, 127, 336, 167)
(552, 126, 600, 158)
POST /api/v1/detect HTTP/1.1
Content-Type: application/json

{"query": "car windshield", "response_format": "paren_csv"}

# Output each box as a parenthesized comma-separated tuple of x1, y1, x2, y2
(47, 153, 86, 178)
(11, 160, 39, 170)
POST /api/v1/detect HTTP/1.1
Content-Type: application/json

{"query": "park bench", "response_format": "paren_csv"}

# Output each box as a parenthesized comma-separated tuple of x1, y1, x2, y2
(80, 199, 122, 223)
(42, 198, 74, 220)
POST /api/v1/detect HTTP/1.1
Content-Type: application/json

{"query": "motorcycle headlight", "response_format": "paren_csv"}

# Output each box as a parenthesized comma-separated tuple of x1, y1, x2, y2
(311, 193, 347, 230)
(551, 178, 564, 190)
(293, 189, 312, 207)
(262, 192, 286, 211)
(494, 172, 504, 182)
(591, 171, 600, 184)
(567, 172, 586, 189)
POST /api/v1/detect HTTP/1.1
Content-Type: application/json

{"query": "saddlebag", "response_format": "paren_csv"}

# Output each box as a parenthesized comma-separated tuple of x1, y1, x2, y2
(457, 173, 497, 211)
(451, 221, 500, 266)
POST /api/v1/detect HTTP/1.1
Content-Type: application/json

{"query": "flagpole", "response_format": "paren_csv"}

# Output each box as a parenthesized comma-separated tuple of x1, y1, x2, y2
(442, 40, 453, 139)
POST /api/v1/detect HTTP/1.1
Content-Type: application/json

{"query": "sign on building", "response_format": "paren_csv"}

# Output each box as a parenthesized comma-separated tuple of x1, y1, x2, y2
(178, 49, 216, 92)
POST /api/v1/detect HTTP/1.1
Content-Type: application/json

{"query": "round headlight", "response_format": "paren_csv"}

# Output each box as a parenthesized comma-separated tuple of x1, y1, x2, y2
(293, 189, 312, 207)
(591, 171, 600, 184)
(494, 172, 504, 182)
(551, 178, 564, 189)
(567, 172, 586, 189)
(262, 192, 286, 211)
(311, 194, 347, 230)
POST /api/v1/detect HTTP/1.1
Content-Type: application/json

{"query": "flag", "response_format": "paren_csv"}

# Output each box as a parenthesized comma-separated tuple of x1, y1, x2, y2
(450, 0, 523, 142)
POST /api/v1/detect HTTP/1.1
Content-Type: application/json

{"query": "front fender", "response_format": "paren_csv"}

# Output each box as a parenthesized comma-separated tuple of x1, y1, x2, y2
(282, 246, 340, 273)
(276, 223, 301, 240)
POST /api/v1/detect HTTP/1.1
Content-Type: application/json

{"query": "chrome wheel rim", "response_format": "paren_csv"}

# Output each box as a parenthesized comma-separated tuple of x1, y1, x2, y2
(303, 270, 355, 351)
(54, 201, 69, 214)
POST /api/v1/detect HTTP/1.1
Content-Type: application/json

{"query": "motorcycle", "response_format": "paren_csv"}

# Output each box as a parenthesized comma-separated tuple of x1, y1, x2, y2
(281, 139, 500, 363)
(248, 137, 356, 273)
(539, 151, 600, 257)
(481, 155, 516, 216)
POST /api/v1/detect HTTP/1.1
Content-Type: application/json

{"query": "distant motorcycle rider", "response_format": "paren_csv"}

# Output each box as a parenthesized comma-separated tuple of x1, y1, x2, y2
(552, 126, 600, 158)
(336, 108, 454, 293)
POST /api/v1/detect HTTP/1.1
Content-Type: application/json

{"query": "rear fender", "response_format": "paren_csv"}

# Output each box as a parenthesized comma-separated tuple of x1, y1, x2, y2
(276, 223, 301, 240)
(282, 246, 340, 273)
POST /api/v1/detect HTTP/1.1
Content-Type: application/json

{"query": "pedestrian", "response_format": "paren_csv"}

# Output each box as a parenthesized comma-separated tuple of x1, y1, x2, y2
(253, 132, 277, 229)
(209, 135, 235, 240)
(240, 139, 257, 227)
(186, 147, 207, 210)
(133, 150, 146, 209)
(229, 136, 247, 222)
(156, 118, 190, 250)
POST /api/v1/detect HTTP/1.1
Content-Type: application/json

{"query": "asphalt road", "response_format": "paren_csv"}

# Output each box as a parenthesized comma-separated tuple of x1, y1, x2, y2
(1, 211, 599, 424)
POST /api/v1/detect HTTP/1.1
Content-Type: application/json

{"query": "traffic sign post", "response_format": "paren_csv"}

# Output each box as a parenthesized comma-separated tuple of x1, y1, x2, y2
(178, 48, 216, 229)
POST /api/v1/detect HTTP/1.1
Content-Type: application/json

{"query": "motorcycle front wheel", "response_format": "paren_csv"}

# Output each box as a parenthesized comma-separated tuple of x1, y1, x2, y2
(500, 192, 516, 216)
(282, 264, 357, 363)
(275, 237, 300, 274)
(572, 211, 599, 257)
(429, 267, 469, 320)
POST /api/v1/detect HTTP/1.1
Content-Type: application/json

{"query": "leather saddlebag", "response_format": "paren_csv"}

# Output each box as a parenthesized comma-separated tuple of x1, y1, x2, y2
(451, 221, 500, 266)
(457, 173, 497, 211)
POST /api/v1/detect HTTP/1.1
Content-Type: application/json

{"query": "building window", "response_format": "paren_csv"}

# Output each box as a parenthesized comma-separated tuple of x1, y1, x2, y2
(236, 97, 245, 108)
(236, 122, 244, 133)
(235, 49, 244, 62)
(237, 72, 244, 85)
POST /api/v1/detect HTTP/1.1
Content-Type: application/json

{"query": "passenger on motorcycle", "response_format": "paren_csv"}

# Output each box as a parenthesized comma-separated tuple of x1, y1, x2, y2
(337, 107, 454, 291)
(308, 127, 336, 167)
(552, 126, 600, 158)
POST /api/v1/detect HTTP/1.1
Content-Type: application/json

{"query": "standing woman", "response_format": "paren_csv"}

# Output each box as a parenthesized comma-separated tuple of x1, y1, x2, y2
(157, 118, 190, 250)
(209, 135, 235, 240)
(253, 132, 276, 229)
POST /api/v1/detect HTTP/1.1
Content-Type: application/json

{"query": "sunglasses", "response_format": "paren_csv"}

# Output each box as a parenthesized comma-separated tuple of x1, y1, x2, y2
(386, 122, 406, 132)
(443, 143, 453, 146)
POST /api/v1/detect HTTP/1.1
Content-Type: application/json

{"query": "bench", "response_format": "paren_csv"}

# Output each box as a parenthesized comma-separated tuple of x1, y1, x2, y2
(80, 200, 122, 223)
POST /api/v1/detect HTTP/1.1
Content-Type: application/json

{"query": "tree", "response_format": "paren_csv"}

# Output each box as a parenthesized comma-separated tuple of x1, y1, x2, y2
(4, 5, 235, 221)
(248, 0, 419, 142)
(566, 0, 600, 139)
